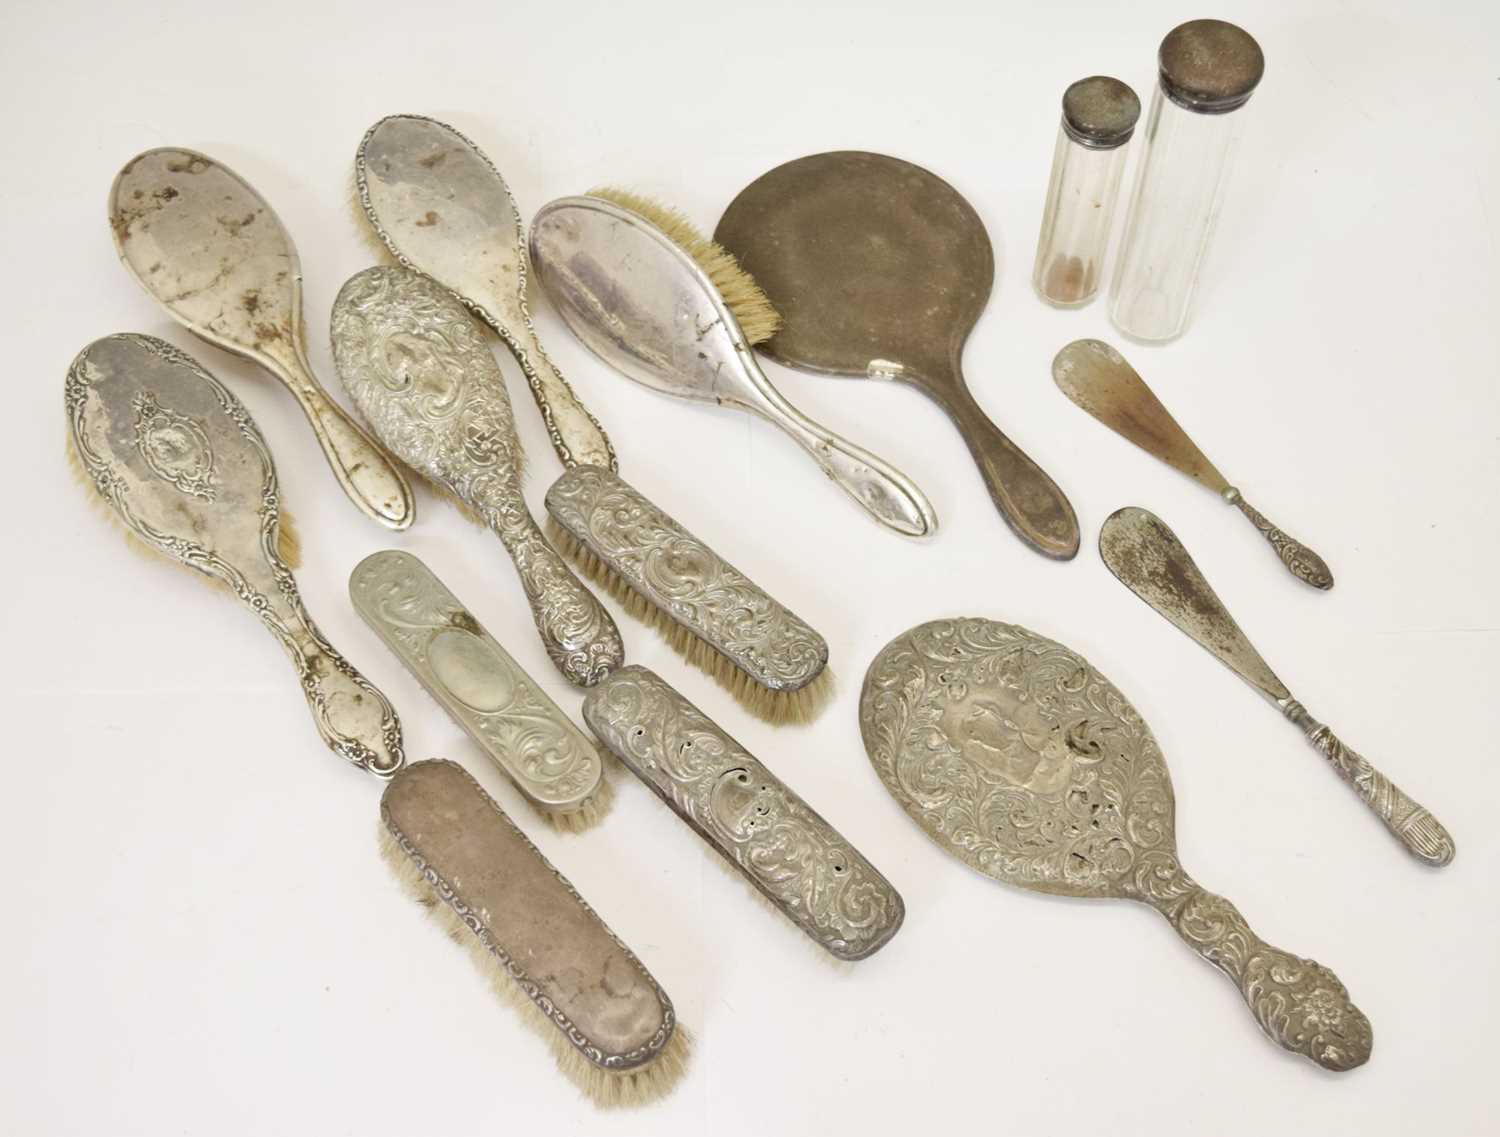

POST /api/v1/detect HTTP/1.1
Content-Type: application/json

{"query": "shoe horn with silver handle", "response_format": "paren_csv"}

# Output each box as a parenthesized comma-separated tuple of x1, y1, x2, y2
(110, 148, 415, 531)
(331, 266, 623, 687)
(67, 333, 405, 777)
(356, 114, 615, 472)
(1099, 507, 1453, 866)
(529, 195, 938, 538)
(1054, 339, 1332, 589)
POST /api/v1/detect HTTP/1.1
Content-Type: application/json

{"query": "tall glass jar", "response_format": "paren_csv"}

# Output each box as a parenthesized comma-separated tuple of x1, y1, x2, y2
(1109, 20, 1265, 342)
(1032, 76, 1140, 308)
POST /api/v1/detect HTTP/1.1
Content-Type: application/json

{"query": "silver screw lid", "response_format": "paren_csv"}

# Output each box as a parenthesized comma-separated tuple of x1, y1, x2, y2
(1158, 19, 1265, 113)
(1061, 76, 1142, 149)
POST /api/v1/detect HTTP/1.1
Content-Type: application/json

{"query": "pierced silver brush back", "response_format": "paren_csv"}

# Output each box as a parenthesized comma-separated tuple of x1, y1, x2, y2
(583, 666, 904, 961)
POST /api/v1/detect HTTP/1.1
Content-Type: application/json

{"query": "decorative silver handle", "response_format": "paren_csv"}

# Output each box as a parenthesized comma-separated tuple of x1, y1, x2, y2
(493, 513, 624, 687)
(1283, 701, 1455, 866)
(506, 321, 617, 472)
(266, 346, 416, 531)
(266, 596, 406, 778)
(1222, 488, 1332, 590)
(1151, 876, 1373, 1071)
(745, 382, 938, 538)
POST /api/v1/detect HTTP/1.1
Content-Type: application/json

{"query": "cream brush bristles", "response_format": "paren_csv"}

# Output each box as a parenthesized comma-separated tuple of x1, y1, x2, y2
(587, 187, 782, 346)
(378, 817, 690, 1107)
(546, 515, 833, 726)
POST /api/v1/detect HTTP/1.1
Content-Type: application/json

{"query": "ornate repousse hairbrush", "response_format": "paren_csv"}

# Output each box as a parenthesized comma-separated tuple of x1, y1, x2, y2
(66, 334, 689, 1104)
(352, 114, 832, 725)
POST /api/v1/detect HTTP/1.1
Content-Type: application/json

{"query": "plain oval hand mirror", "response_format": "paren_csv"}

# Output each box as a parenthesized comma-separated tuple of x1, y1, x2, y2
(715, 151, 1079, 560)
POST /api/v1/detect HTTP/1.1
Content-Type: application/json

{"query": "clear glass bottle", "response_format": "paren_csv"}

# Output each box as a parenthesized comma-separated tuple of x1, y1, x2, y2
(1109, 19, 1265, 342)
(1032, 76, 1140, 308)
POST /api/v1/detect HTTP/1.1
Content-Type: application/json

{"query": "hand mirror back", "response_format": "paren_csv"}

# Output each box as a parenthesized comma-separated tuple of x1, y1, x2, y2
(859, 618, 1371, 1071)
(716, 152, 1078, 559)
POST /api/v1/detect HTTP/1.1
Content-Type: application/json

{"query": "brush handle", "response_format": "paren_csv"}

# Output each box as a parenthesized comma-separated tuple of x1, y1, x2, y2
(931, 379, 1079, 559)
(1143, 866, 1372, 1071)
(255, 577, 406, 778)
(493, 510, 624, 687)
(504, 318, 617, 472)
(262, 345, 415, 531)
(1280, 700, 1455, 865)
(737, 373, 937, 538)
(1222, 488, 1332, 589)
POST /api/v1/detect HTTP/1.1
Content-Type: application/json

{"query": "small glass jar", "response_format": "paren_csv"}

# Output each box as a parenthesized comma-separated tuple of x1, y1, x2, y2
(1109, 19, 1265, 342)
(1032, 76, 1140, 308)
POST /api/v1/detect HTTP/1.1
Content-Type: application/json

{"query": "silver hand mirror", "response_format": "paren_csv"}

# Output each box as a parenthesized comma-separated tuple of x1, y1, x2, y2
(859, 617, 1372, 1071)
(110, 148, 414, 530)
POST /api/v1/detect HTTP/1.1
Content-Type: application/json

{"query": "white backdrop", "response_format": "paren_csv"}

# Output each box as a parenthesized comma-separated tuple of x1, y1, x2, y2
(4, 1, 1497, 1134)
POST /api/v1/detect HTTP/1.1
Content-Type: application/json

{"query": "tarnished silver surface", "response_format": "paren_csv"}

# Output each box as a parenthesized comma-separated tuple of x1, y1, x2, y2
(350, 551, 604, 814)
(109, 148, 414, 531)
(861, 618, 1371, 1070)
(331, 266, 623, 687)
(529, 195, 938, 539)
(713, 151, 1077, 559)
(383, 760, 675, 1069)
(67, 333, 404, 777)
(546, 466, 828, 693)
(584, 667, 903, 960)
(1099, 507, 1454, 865)
(1053, 339, 1333, 589)
(356, 115, 614, 472)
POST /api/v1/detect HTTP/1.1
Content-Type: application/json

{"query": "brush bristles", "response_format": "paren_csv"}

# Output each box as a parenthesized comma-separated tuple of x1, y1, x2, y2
(541, 768, 616, 833)
(378, 824, 691, 1106)
(589, 187, 781, 346)
(547, 519, 832, 725)
(275, 509, 301, 570)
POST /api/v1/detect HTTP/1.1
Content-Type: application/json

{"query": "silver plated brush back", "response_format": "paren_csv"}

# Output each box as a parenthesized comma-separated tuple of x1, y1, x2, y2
(584, 666, 904, 961)
(330, 265, 623, 687)
(350, 550, 605, 816)
(66, 333, 404, 776)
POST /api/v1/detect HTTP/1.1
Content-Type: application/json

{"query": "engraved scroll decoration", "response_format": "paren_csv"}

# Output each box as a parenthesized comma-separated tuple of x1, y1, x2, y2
(547, 466, 828, 691)
(587, 668, 900, 959)
(860, 618, 1370, 1070)
(1226, 491, 1334, 590)
(330, 267, 622, 686)
(350, 553, 600, 805)
(383, 761, 673, 1069)
(1281, 701, 1455, 865)
(66, 334, 404, 776)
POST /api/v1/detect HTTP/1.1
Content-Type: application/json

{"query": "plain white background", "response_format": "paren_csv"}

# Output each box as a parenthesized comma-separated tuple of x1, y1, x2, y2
(3, 0, 1497, 1133)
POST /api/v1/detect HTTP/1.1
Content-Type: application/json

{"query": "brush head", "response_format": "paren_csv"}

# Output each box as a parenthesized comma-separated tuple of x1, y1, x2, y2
(589, 187, 781, 346)
(380, 760, 688, 1106)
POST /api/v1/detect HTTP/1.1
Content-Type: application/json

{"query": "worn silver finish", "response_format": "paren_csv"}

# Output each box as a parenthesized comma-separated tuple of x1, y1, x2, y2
(1062, 77, 1141, 149)
(67, 333, 404, 777)
(356, 114, 614, 472)
(109, 148, 414, 531)
(383, 760, 676, 1069)
(584, 666, 903, 960)
(546, 466, 828, 693)
(331, 266, 623, 687)
(1053, 339, 1333, 589)
(861, 618, 1371, 1070)
(714, 151, 1078, 558)
(529, 195, 938, 539)
(1099, 507, 1454, 865)
(350, 551, 605, 814)
(1158, 19, 1265, 113)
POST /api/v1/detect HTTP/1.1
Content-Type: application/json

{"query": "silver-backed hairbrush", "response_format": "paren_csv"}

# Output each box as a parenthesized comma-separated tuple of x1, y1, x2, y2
(345, 130, 833, 723)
